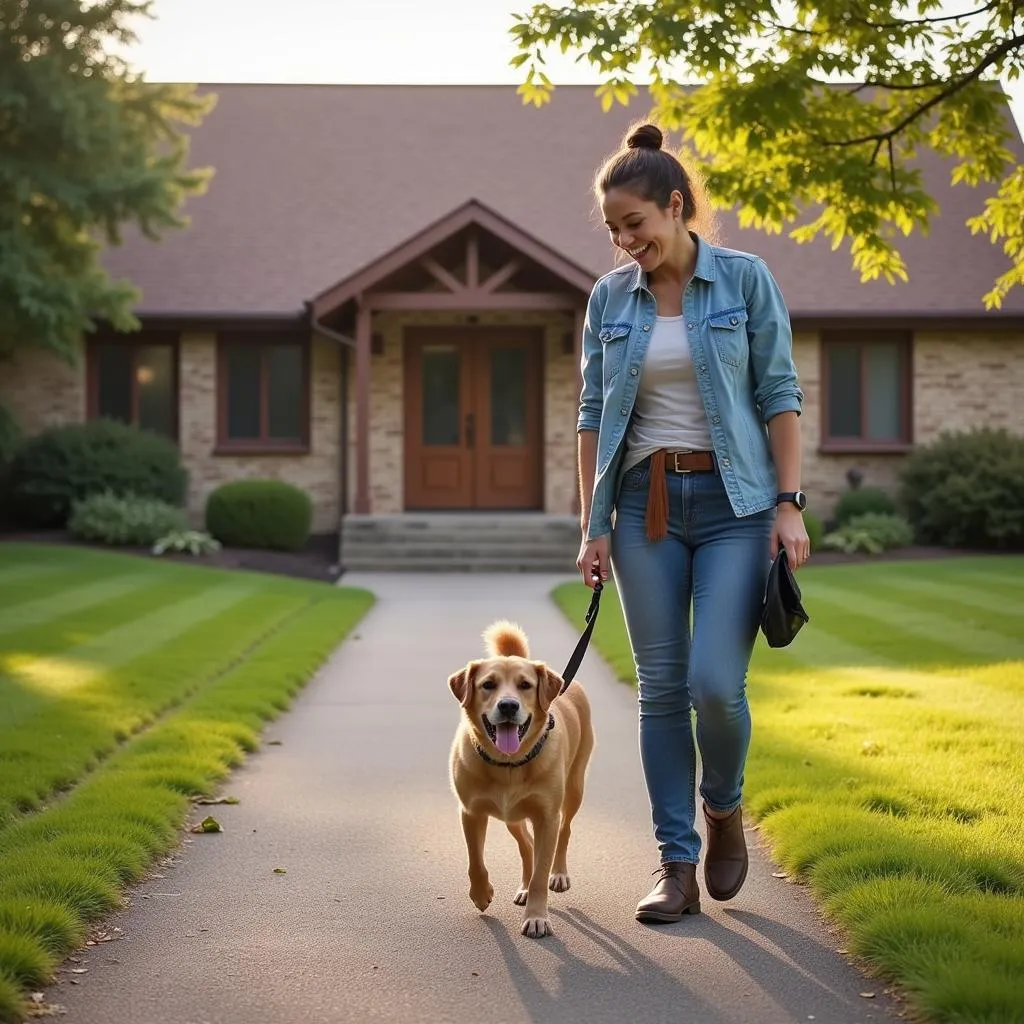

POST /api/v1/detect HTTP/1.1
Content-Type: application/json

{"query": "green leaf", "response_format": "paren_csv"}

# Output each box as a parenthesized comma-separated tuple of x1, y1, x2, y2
(191, 816, 223, 833)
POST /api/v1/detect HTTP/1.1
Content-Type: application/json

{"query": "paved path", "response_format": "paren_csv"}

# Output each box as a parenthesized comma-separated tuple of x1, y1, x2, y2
(48, 574, 895, 1024)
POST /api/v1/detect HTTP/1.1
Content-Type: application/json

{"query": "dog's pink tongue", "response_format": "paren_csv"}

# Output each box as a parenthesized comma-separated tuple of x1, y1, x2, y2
(495, 723, 521, 756)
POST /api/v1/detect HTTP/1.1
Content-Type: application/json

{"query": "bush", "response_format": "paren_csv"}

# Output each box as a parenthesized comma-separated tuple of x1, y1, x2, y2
(898, 428, 1024, 550)
(68, 492, 189, 547)
(822, 512, 915, 555)
(7, 419, 188, 528)
(205, 479, 313, 552)
(803, 511, 824, 553)
(832, 485, 897, 526)
(152, 530, 222, 556)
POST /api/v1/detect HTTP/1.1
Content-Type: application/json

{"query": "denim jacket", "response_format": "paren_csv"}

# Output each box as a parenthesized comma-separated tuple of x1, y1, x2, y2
(578, 234, 803, 540)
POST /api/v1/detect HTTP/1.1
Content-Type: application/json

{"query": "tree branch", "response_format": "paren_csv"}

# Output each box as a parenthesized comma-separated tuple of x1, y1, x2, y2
(815, 32, 1024, 148)
(843, 1, 999, 31)
(760, 1, 999, 36)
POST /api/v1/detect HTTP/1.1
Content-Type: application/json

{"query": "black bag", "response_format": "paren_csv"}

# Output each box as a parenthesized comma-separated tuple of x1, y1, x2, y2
(760, 549, 809, 648)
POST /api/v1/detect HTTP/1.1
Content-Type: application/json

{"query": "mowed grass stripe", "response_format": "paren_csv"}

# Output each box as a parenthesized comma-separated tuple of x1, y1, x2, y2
(48, 582, 254, 672)
(878, 575, 1024, 622)
(763, 623, 894, 670)
(0, 564, 65, 589)
(0, 576, 156, 638)
(0, 590, 299, 826)
(819, 573, 1024, 643)
(0, 578, 248, 660)
(805, 582, 1024, 662)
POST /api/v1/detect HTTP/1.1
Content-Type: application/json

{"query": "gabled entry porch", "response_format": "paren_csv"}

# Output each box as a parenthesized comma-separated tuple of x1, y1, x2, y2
(310, 200, 595, 552)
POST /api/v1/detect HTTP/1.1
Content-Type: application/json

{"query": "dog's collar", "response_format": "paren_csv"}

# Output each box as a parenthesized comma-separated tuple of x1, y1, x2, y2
(474, 714, 555, 768)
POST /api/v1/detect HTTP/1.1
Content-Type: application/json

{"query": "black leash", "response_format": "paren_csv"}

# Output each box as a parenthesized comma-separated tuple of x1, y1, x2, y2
(558, 578, 603, 694)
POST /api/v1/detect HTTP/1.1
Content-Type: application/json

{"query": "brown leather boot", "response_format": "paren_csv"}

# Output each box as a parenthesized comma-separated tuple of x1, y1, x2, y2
(703, 803, 748, 901)
(635, 861, 701, 923)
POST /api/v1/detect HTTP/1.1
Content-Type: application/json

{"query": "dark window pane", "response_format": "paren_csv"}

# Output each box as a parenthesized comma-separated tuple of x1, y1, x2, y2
(490, 346, 526, 446)
(136, 345, 175, 438)
(96, 345, 132, 424)
(827, 343, 862, 438)
(226, 346, 262, 440)
(266, 345, 303, 441)
(421, 345, 460, 446)
(865, 343, 903, 441)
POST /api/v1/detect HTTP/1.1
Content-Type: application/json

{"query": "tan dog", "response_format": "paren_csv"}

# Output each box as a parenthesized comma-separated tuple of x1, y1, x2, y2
(448, 620, 594, 938)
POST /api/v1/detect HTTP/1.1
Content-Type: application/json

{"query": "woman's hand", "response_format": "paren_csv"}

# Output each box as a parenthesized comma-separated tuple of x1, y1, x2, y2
(577, 534, 610, 588)
(771, 506, 810, 569)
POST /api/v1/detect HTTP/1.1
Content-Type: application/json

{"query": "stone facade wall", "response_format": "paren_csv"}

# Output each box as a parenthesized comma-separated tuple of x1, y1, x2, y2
(346, 310, 578, 515)
(0, 343, 85, 433)
(179, 332, 341, 533)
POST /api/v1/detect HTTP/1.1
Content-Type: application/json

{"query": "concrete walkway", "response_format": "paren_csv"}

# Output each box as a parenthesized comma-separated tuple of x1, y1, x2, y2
(48, 574, 895, 1024)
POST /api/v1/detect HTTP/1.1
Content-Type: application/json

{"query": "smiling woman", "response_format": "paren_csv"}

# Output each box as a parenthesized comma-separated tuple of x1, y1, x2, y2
(575, 121, 809, 924)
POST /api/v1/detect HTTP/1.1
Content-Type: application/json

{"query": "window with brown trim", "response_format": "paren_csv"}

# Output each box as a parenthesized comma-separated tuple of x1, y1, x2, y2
(87, 336, 178, 440)
(820, 331, 913, 451)
(216, 334, 309, 452)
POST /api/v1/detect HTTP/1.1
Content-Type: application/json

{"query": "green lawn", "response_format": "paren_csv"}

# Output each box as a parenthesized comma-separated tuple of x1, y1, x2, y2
(553, 556, 1024, 1024)
(0, 543, 373, 1023)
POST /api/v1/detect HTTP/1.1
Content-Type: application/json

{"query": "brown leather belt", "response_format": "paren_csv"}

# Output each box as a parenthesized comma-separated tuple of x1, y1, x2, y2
(665, 450, 716, 474)
(645, 449, 717, 541)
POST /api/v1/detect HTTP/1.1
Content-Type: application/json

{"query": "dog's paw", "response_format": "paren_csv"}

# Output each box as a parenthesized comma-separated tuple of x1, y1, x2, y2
(549, 872, 571, 893)
(521, 915, 553, 939)
(513, 887, 528, 906)
(469, 880, 494, 911)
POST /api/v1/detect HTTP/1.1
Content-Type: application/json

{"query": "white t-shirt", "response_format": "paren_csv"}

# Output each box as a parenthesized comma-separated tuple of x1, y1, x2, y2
(621, 314, 713, 477)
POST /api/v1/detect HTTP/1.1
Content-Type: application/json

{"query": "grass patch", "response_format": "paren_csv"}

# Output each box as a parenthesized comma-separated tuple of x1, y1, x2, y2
(552, 555, 1024, 1024)
(0, 544, 373, 1022)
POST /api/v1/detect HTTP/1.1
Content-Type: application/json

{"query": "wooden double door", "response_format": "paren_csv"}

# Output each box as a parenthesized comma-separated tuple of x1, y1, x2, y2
(404, 327, 543, 509)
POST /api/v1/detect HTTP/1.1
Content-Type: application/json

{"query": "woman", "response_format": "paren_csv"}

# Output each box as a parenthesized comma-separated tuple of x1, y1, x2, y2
(576, 123, 810, 923)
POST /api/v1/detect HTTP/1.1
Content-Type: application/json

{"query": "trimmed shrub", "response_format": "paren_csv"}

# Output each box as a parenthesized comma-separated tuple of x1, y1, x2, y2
(205, 480, 313, 552)
(832, 486, 897, 526)
(898, 428, 1024, 550)
(803, 511, 824, 553)
(7, 419, 187, 528)
(822, 512, 914, 555)
(68, 492, 188, 547)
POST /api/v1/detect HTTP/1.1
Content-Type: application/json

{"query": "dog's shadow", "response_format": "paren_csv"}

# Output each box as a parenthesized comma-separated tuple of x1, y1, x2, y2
(481, 907, 724, 1024)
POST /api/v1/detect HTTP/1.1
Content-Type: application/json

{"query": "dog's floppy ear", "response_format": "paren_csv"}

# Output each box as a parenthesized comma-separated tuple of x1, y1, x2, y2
(534, 662, 564, 712)
(448, 660, 482, 707)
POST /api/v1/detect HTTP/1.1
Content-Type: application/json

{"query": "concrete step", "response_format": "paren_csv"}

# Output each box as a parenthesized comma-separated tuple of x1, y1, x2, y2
(340, 513, 581, 573)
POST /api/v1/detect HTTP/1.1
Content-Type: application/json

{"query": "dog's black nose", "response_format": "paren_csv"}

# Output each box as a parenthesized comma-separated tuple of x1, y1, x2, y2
(496, 698, 519, 719)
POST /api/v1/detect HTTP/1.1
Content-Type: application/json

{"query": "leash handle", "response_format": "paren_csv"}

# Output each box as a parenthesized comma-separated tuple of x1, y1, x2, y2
(559, 578, 603, 694)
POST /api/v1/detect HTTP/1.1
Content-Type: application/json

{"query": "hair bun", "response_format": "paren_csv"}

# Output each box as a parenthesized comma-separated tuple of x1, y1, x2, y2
(626, 124, 663, 151)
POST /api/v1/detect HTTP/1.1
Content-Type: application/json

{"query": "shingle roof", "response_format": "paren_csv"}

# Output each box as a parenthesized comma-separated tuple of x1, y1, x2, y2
(100, 84, 1024, 318)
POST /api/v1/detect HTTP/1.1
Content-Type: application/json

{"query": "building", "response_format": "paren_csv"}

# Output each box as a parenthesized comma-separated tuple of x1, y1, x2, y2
(3, 85, 1022, 567)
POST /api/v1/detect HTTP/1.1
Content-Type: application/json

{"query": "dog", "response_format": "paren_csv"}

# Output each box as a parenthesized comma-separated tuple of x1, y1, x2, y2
(447, 619, 594, 938)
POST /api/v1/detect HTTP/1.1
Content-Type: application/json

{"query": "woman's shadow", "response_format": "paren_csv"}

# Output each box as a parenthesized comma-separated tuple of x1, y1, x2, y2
(480, 903, 878, 1024)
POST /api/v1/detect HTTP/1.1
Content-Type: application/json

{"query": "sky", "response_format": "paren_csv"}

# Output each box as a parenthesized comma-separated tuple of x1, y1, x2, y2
(120, 0, 1024, 132)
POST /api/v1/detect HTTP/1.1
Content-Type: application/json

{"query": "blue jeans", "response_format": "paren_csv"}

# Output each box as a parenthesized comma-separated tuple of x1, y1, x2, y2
(610, 458, 773, 864)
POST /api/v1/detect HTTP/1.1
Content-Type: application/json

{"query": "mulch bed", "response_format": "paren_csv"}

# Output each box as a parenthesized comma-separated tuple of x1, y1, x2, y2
(0, 530, 342, 583)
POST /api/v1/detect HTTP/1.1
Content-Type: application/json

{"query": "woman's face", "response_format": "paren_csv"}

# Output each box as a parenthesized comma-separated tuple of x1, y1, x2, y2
(601, 186, 683, 272)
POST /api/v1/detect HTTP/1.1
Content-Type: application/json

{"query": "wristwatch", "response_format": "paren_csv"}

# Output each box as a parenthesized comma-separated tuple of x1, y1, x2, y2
(776, 491, 807, 511)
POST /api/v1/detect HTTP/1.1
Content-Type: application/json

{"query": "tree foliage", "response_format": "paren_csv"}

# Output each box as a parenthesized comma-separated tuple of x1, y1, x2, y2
(510, 1, 1024, 307)
(0, 0, 214, 362)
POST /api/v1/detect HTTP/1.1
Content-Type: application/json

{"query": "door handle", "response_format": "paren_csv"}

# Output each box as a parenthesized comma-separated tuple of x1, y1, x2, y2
(465, 412, 475, 449)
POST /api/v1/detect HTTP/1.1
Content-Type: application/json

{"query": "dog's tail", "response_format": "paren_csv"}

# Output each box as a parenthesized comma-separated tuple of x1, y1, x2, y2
(483, 620, 530, 658)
